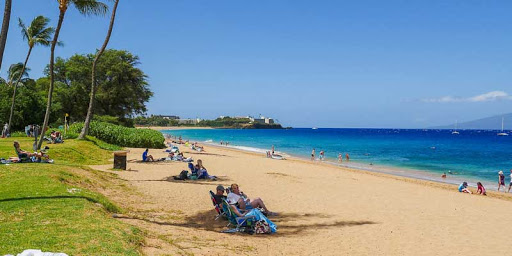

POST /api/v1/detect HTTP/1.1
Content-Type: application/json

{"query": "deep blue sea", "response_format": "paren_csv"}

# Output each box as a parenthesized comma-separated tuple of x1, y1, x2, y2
(162, 128, 512, 185)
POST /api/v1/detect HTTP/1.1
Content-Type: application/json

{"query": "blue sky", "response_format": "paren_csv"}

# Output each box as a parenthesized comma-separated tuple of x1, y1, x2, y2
(2, 0, 512, 128)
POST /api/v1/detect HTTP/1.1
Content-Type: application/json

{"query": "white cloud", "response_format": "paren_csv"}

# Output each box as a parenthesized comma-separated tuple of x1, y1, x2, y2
(421, 91, 512, 103)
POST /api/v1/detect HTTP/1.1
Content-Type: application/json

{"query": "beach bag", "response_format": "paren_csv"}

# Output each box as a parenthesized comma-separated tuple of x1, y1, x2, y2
(254, 220, 271, 234)
(174, 170, 189, 180)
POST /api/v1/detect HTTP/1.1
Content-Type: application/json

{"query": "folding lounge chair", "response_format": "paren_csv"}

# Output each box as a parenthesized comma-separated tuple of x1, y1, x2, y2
(209, 190, 226, 220)
(221, 199, 255, 234)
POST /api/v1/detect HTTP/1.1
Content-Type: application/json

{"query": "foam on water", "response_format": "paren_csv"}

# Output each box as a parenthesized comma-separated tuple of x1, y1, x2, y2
(163, 128, 512, 190)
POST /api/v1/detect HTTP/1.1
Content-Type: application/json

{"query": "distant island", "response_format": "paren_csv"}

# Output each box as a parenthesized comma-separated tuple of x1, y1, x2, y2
(431, 113, 512, 130)
(134, 115, 284, 129)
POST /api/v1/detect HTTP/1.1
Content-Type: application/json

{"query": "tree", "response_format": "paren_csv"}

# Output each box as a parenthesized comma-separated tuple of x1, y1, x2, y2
(38, 0, 108, 149)
(36, 49, 152, 125)
(79, 0, 120, 139)
(6, 63, 29, 86)
(0, 0, 12, 70)
(8, 16, 54, 132)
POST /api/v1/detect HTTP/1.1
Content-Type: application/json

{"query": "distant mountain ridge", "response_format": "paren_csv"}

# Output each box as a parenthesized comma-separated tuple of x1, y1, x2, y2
(431, 113, 512, 130)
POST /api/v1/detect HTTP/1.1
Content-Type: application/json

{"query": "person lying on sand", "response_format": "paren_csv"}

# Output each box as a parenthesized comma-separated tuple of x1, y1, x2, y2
(458, 182, 472, 194)
(227, 183, 277, 216)
(476, 182, 486, 195)
(142, 149, 154, 162)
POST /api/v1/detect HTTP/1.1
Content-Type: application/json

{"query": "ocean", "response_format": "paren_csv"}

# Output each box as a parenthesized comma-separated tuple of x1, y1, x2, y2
(161, 128, 512, 187)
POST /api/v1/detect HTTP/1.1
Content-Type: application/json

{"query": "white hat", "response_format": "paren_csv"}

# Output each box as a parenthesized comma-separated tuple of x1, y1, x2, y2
(499, 170, 504, 175)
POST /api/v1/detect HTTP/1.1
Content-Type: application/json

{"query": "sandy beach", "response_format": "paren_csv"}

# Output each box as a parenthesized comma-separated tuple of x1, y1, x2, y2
(91, 142, 512, 255)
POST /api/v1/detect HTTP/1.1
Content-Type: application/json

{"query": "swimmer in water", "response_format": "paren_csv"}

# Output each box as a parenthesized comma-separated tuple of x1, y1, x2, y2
(441, 172, 447, 178)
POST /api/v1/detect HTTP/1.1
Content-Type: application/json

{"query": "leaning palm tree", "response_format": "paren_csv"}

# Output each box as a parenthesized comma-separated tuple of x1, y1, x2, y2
(79, 0, 120, 139)
(0, 0, 12, 70)
(6, 63, 29, 86)
(7, 16, 55, 132)
(38, 0, 108, 149)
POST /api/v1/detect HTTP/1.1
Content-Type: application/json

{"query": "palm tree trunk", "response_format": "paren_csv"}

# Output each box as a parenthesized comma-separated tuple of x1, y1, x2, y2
(38, 10, 65, 149)
(79, 0, 120, 139)
(8, 46, 32, 132)
(0, 0, 11, 70)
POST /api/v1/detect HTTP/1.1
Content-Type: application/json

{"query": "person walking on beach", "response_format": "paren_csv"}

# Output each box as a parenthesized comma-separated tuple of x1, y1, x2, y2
(338, 153, 342, 163)
(271, 145, 275, 155)
(319, 150, 325, 160)
(498, 171, 506, 191)
(311, 148, 315, 160)
(345, 153, 350, 161)
(508, 170, 512, 193)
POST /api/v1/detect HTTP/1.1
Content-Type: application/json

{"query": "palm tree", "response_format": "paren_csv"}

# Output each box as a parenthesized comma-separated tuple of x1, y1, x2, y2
(0, 0, 12, 70)
(6, 63, 29, 86)
(7, 16, 54, 132)
(38, 0, 108, 149)
(79, 0, 120, 139)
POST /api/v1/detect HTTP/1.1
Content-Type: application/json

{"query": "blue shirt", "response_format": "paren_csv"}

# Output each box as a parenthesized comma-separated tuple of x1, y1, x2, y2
(458, 183, 465, 192)
(142, 151, 148, 161)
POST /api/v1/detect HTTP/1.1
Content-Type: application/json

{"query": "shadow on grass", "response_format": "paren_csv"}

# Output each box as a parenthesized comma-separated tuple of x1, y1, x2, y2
(0, 195, 100, 204)
(114, 209, 377, 237)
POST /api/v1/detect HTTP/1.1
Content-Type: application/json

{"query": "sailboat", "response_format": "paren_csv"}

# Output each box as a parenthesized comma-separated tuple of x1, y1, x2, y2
(451, 120, 459, 135)
(497, 117, 509, 136)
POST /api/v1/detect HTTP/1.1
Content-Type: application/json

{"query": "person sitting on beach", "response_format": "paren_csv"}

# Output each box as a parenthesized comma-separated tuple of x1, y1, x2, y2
(458, 182, 472, 194)
(476, 182, 486, 195)
(142, 149, 154, 162)
(227, 183, 277, 215)
(13, 141, 46, 162)
(498, 171, 506, 191)
(195, 159, 215, 179)
(213, 185, 227, 204)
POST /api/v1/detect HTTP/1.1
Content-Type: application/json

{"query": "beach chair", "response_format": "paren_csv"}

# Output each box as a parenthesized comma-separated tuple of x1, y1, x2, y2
(221, 199, 255, 234)
(209, 190, 226, 220)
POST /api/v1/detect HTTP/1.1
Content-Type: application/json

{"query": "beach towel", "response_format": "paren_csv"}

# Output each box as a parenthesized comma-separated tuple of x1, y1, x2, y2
(244, 208, 277, 233)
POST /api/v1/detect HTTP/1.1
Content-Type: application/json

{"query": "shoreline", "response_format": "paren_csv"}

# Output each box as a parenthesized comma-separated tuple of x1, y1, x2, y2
(93, 138, 512, 255)
(164, 130, 510, 196)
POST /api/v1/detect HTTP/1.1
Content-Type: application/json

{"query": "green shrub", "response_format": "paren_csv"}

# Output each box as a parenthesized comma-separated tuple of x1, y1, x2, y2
(10, 131, 27, 137)
(70, 121, 165, 148)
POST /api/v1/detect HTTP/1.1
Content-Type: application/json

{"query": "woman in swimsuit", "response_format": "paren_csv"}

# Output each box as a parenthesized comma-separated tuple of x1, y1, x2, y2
(13, 141, 45, 161)
(498, 171, 506, 191)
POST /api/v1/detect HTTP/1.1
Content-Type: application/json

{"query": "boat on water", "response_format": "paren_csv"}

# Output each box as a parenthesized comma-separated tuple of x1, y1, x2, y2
(312, 127, 318, 130)
(451, 120, 459, 134)
(498, 117, 509, 136)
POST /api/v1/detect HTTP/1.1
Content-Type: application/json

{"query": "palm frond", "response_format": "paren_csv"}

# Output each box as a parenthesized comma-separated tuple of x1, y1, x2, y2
(7, 63, 30, 85)
(71, 0, 109, 16)
(17, 18, 29, 41)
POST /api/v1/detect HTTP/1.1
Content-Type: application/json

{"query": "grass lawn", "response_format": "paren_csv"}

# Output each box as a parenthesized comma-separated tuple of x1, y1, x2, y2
(0, 137, 142, 255)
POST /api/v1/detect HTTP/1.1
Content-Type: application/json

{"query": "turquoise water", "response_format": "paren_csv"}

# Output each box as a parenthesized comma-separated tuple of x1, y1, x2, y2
(162, 128, 512, 184)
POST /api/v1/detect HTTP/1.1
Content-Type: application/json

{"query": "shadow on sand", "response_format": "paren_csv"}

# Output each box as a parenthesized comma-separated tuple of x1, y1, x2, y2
(114, 209, 377, 237)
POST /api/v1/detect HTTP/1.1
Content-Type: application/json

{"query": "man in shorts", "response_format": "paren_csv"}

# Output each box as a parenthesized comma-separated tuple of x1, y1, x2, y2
(227, 183, 276, 215)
